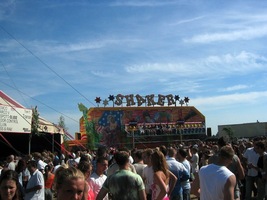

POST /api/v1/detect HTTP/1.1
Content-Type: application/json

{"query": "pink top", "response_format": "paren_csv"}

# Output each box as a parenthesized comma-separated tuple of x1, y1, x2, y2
(151, 183, 169, 200)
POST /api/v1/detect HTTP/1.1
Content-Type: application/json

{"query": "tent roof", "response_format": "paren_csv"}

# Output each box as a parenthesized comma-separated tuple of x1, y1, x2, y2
(38, 117, 65, 135)
(0, 90, 25, 108)
(0, 90, 64, 135)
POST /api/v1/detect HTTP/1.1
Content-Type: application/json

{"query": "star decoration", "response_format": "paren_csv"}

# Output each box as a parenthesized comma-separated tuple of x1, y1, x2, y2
(174, 95, 180, 101)
(184, 97, 190, 104)
(108, 95, 115, 101)
(103, 99, 109, 107)
(179, 99, 184, 106)
(95, 97, 101, 103)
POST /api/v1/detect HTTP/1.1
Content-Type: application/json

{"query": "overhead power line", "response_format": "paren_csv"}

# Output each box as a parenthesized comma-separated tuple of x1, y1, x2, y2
(0, 80, 79, 123)
(0, 25, 96, 107)
(1, 61, 29, 108)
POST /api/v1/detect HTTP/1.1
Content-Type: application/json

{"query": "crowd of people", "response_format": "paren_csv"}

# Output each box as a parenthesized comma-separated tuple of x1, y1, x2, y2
(0, 136, 267, 200)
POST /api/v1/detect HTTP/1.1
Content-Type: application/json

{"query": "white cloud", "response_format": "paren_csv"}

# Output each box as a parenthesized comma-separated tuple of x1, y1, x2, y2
(194, 91, 267, 107)
(91, 70, 116, 78)
(0, 37, 144, 58)
(125, 51, 267, 78)
(184, 26, 267, 43)
(220, 85, 249, 92)
(204, 51, 267, 75)
(125, 63, 185, 73)
(30, 40, 114, 54)
(110, 0, 178, 7)
(170, 16, 205, 26)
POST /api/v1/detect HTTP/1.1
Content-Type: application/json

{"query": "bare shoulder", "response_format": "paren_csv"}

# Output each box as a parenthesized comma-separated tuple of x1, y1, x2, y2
(223, 175, 236, 200)
(154, 171, 166, 181)
(226, 174, 236, 187)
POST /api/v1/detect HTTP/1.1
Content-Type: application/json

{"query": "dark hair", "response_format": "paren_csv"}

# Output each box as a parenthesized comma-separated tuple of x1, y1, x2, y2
(114, 151, 129, 166)
(255, 141, 265, 150)
(143, 148, 153, 157)
(15, 159, 27, 173)
(53, 157, 60, 166)
(97, 146, 107, 157)
(178, 148, 187, 158)
(218, 136, 228, 147)
(167, 147, 176, 157)
(44, 164, 53, 182)
(80, 154, 90, 162)
(77, 161, 92, 175)
(134, 150, 143, 160)
(0, 170, 22, 200)
(45, 164, 53, 172)
(27, 160, 37, 168)
(159, 145, 167, 156)
(96, 156, 108, 164)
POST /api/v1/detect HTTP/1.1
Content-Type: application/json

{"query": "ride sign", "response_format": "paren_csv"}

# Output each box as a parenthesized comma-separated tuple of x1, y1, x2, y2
(0, 105, 32, 133)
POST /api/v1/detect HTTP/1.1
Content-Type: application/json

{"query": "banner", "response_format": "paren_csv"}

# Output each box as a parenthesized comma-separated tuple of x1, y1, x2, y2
(0, 105, 32, 133)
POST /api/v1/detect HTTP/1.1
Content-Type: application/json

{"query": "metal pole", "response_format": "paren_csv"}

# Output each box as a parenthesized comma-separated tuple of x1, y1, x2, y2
(28, 134, 32, 154)
(52, 133, 55, 153)
(132, 130, 135, 149)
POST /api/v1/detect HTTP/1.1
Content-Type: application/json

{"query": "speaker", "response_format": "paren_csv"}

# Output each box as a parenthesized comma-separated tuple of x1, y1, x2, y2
(75, 132, 81, 140)
(207, 127, 212, 137)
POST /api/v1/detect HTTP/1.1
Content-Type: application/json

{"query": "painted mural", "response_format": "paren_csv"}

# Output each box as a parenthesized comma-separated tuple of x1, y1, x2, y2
(80, 106, 205, 147)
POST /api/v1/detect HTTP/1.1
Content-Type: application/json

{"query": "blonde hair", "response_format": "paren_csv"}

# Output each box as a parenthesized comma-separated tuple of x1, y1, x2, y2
(54, 166, 85, 190)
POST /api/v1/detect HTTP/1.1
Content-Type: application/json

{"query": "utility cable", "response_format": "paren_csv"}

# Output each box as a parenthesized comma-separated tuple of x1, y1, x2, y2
(0, 80, 79, 123)
(0, 25, 96, 107)
(0, 60, 29, 108)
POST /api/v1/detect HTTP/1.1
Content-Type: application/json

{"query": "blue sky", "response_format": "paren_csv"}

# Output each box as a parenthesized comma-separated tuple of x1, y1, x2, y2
(1, 0, 267, 137)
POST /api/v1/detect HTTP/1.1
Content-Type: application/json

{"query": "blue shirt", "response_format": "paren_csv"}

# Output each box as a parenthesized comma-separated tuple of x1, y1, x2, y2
(166, 157, 189, 195)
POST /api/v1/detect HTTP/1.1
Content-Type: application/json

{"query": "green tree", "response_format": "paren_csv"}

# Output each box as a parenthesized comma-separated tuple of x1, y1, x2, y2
(78, 103, 99, 150)
(222, 127, 234, 140)
(29, 106, 39, 154)
(58, 116, 68, 132)
(58, 116, 69, 151)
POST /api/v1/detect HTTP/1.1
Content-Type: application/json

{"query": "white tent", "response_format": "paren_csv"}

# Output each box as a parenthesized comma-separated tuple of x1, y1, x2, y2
(38, 117, 65, 135)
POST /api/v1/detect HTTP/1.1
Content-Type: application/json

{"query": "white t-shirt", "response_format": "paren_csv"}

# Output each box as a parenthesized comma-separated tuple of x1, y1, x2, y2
(37, 160, 47, 171)
(142, 166, 154, 194)
(7, 161, 16, 170)
(191, 153, 199, 173)
(133, 163, 147, 177)
(18, 168, 31, 186)
(53, 164, 61, 174)
(25, 169, 45, 200)
(181, 159, 191, 189)
(89, 172, 108, 200)
(129, 155, 134, 164)
(199, 164, 234, 200)
(244, 147, 259, 177)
